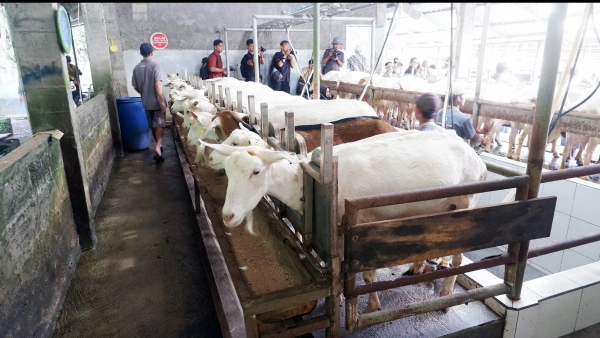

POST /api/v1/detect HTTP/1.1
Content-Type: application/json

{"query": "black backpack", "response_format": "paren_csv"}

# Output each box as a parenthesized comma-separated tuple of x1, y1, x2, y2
(200, 56, 209, 80)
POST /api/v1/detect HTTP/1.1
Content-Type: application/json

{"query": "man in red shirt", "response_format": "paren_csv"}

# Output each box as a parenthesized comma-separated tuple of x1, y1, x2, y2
(208, 39, 227, 79)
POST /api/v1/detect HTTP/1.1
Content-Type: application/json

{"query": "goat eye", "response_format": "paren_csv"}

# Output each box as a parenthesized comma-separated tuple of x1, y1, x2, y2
(252, 169, 260, 175)
(232, 142, 238, 146)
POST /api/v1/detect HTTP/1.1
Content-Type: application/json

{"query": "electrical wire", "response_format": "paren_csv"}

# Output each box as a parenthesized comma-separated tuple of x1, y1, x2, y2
(548, 4, 594, 135)
(357, 2, 400, 102)
(449, 3, 454, 132)
(285, 23, 315, 99)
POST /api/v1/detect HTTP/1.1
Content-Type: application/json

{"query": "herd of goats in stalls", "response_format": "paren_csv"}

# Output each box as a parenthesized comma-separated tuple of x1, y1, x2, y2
(168, 69, 600, 175)
(167, 72, 488, 313)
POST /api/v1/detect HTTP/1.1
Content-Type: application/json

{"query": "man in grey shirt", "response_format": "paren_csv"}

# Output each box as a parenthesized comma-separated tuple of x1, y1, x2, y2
(436, 91, 485, 146)
(132, 43, 167, 163)
(414, 93, 445, 132)
(321, 37, 345, 75)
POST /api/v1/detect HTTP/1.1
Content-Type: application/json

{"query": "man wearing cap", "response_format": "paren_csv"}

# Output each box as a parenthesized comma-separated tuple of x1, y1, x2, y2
(240, 39, 265, 82)
(269, 40, 295, 93)
(347, 45, 369, 72)
(414, 93, 445, 132)
(132, 42, 168, 163)
(436, 90, 486, 146)
(208, 39, 227, 79)
(321, 37, 345, 75)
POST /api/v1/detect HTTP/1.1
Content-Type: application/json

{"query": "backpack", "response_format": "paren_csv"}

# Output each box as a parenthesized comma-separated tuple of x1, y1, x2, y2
(240, 55, 250, 79)
(200, 56, 209, 80)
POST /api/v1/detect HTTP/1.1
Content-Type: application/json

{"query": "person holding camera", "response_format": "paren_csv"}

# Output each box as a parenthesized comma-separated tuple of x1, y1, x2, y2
(321, 37, 345, 75)
(240, 39, 265, 82)
(269, 40, 295, 93)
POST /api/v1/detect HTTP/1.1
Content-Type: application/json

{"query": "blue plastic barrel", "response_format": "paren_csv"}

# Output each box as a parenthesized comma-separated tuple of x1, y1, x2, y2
(116, 97, 151, 151)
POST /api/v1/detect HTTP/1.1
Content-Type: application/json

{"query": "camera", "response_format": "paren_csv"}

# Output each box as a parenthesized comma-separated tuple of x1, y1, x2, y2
(289, 49, 296, 56)
(259, 46, 266, 53)
(332, 50, 340, 58)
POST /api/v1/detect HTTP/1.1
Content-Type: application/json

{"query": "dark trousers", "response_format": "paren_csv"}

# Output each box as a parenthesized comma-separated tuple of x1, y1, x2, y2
(271, 81, 290, 94)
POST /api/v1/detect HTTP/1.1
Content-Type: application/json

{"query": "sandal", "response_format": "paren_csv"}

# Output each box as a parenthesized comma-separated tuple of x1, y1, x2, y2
(154, 154, 164, 163)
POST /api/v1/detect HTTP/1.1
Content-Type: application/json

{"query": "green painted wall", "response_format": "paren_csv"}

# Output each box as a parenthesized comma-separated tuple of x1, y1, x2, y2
(0, 132, 80, 337)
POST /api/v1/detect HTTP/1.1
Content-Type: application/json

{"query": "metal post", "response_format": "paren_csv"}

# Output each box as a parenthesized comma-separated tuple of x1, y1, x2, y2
(211, 82, 216, 105)
(471, 3, 490, 129)
(313, 3, 320, 100)
(371, 19, 376, 73)
(320, 123, 333, 185)
(253, 16, 260, 84)
(508, 3, 568, 300)
(218, 85, 224, 108)
(224, 28, 230, 78)
(248, 95, 256, 125)
(532, 40, 543, 82)
(225, 87, 232, 110)
(236, 90, 243, 113)
(261, 103, 269, 141)
(285, 111, 295, 152)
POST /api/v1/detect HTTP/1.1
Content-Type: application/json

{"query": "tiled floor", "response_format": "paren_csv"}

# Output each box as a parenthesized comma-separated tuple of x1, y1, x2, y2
(464, 247, 548, 282)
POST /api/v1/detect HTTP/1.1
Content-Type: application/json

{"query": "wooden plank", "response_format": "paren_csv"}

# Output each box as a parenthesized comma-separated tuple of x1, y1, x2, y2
(173, 121, 254, 303)
(172, 127, 246, 338)
(311, 178, 332, 263)
(244, 315, 259, 338)
(236, 90, 243, 113)
(348, 197, 556, 272)
(261, 103, 269, 141)
(303, 170, 314, 244)
(285, 111, 295, 152)
(248, 95, 256, 125)
(262, 316, 330, 338)
(243, 283, 330, 316)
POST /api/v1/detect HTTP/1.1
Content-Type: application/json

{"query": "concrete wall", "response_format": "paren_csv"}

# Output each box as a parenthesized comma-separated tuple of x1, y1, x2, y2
(74, 94, 115, 214)
(105, 3, 381, 98)
(0, 132, 80, 338)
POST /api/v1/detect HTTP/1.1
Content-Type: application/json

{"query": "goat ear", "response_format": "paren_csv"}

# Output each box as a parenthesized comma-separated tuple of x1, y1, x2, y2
(189, 110, 198, 119)
(199, 140, 239, 156)
(239, 122, 251, 132)
(199, 118, 220, 140)
(256, 149, 303, 165)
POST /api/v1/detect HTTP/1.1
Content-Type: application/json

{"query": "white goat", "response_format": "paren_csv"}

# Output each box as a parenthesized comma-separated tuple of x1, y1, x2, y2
(202, 130, 486, 313)
(206, 124, 272, 171)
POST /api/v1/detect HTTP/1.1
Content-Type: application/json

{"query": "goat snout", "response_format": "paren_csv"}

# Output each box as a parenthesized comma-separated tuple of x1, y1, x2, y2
(223, 213, 235, 224)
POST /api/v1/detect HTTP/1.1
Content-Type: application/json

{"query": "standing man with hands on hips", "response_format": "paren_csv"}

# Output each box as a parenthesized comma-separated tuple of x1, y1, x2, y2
(321, 37, 345, 75)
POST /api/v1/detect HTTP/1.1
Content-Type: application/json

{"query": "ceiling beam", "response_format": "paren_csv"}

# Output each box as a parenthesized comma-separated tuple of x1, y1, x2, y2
(473, 6, 509, 42)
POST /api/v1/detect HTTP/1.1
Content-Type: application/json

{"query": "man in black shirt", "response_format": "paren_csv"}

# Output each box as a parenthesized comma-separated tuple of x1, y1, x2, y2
(269, 40, 295, 93)
(240, 39, 265, 82)
(404, 57, 419, 76)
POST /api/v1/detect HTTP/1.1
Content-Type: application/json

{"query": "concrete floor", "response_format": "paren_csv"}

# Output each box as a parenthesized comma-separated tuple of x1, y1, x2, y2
(562, 323, 600, 337)
(51, 126, 222, 338)
(307, 264, 501, 338)
(45, 122, 594, 338)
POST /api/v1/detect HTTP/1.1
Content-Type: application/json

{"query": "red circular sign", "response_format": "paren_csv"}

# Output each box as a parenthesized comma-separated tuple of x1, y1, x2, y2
(151, 32, 168, 49)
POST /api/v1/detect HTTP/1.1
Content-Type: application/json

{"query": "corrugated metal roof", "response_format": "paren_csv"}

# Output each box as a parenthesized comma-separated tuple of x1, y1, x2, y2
(392, 3, 600, 47)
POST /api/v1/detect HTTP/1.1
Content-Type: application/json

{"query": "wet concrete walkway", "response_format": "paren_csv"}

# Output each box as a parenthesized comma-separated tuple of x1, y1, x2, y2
(52, 126, 222, 338)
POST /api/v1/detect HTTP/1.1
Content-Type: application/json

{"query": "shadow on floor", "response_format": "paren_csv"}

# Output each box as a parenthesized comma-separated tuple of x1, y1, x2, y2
(52, 126, 222, 338)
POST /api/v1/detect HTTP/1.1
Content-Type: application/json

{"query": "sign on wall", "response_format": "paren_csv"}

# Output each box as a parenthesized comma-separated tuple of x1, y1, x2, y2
(151, 32, 168, 50)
